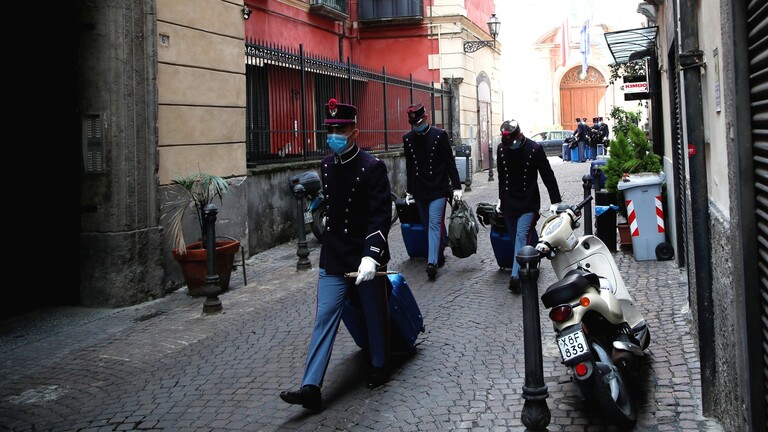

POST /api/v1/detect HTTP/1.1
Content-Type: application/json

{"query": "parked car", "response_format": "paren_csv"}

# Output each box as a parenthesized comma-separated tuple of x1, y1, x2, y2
(530, 130, 574, 157)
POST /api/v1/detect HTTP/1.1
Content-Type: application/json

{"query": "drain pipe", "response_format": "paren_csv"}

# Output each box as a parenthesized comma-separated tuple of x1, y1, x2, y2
(678, 0, 715, 415)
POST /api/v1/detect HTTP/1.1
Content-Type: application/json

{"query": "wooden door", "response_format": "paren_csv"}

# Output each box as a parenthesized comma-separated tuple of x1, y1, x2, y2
(479, 101, 491, 170)
(560, 66, 606, 132)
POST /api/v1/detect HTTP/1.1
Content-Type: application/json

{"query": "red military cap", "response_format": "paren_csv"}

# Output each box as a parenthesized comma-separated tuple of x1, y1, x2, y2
(324, 98, 357, 126)
(407, 103, 427, 125)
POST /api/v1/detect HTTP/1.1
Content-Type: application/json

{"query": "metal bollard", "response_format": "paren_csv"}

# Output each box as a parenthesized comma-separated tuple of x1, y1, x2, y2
(582, 174, 593, 235)
(517, 245, 550, 430)
(488, 143, 495, 182)
(201, 204, 223, 314)
(292, 184, 312, 270)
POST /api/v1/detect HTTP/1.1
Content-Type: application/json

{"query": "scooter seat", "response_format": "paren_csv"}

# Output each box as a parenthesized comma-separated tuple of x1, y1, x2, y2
(541, 269, 600, 308)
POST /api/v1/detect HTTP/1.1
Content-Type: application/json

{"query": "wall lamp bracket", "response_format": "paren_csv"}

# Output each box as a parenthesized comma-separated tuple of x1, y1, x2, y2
(463, 40, 496, 53)
(462, 13, 500, 53)
(242, 5, 251, 20)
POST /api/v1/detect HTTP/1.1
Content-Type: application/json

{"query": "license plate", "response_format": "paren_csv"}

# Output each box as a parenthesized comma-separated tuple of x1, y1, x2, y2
(304, 210, 313, 224)
(557, 329, 589, 362)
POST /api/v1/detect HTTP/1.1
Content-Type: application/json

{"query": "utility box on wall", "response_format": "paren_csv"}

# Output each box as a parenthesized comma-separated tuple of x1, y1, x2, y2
(455, 144, 472, 185)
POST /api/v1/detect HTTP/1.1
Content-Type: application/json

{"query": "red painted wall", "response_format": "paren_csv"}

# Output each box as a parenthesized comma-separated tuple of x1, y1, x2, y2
(351, 29, 437, 82)
(246, 2, 346, 59)
(466, 0, 496, 34)
(245, 1, 440, 81)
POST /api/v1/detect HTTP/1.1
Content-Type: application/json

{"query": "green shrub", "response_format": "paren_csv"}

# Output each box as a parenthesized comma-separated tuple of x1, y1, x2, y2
(604, 123, 662, 218)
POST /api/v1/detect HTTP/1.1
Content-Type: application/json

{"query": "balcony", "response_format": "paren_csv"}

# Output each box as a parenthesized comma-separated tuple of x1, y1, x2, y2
(309, 0, 348, 21)
(358, 0, 423, 26)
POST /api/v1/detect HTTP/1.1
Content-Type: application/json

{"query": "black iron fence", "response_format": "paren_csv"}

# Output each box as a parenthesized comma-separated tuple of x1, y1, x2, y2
(245, 39, 453, 166)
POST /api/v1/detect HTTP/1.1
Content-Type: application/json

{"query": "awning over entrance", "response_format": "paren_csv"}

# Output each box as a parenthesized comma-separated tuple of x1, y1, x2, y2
(604, 26, 658, 64)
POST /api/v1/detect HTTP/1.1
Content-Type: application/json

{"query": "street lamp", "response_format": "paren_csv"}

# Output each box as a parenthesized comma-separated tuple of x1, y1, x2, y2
(463, 13, 501, 53)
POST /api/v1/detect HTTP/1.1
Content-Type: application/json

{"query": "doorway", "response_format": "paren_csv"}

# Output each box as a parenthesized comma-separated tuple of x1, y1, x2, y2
(560, 66, 606, 131)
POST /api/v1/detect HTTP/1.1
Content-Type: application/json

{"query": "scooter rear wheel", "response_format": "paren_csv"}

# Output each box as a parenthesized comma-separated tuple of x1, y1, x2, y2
(581, 341, 637, 428)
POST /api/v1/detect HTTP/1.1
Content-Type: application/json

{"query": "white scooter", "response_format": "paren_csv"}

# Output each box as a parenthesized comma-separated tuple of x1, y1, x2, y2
(535, 195, 650, 427)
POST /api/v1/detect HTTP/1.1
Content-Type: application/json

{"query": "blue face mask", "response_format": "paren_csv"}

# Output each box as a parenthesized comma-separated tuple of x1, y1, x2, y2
(327, 132, 350, 154)
(413, 122, 428, 133)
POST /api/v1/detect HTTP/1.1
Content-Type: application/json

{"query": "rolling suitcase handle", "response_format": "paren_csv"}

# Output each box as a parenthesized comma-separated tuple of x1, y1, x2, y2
(343, 271, 400, 278)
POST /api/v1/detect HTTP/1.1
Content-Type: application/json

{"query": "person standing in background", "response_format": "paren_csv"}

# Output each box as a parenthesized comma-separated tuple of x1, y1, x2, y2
(402, 102, 463, 281)
(598, 116, 610, 147)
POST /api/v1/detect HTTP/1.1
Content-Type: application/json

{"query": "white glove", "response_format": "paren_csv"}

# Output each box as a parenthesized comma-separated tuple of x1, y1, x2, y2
(495, 199, 501, 213)
(453, 189, 463, 202)
(549, 203, 560, 214)
(405, 192, 416, 205)
(355, 257, 379, 285)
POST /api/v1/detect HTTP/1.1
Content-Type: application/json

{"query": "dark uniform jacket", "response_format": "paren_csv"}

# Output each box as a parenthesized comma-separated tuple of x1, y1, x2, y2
(599, 123, 610, 143)
(496, 137, 561, 217)
(575, 122, 591, 144)
(319, 144, 391, 274)
(402, 125, 462, 202)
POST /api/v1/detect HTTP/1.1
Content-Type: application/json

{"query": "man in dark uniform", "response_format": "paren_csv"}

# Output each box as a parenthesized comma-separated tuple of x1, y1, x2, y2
(588, 117, 601, 160)
(496, 120, 562, 292)
(598, 116, 610, 148)
(280, 98, 393, 411)
(402, 102, 463, 281)
(572, 117, 588, 162)
(578, 117, 591, 162)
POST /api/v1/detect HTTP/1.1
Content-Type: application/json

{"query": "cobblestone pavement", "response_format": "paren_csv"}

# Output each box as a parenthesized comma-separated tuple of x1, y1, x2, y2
(2, 157, 724, 431)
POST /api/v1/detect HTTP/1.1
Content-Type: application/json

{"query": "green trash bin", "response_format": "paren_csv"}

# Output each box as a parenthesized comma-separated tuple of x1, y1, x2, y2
(617, 172, 670, 261)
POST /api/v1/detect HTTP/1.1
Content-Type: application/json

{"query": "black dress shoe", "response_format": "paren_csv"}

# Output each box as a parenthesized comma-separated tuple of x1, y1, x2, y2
(279, 385, 322, 411)
(426, 264, 437, 281)
(509, 277, 521, 294)
(366, 367, 389, 389)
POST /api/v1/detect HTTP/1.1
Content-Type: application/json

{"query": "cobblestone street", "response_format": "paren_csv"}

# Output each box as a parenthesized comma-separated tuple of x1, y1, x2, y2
(2, 157, 724, 431)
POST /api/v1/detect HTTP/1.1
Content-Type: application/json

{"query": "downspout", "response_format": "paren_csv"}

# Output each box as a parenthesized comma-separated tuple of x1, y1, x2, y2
(338, 20, 345, 62)
(678, 0, 715, 414)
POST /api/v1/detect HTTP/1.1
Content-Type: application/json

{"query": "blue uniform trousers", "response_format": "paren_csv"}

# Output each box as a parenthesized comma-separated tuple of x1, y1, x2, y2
(301, 269, 389, 387)
(503, 212, 539, 281)
(416, 197, 447, 266)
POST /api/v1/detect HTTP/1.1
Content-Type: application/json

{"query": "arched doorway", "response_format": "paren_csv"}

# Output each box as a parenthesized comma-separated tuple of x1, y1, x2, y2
(560, 66, 606, 132)
(477, 76, 492, 171)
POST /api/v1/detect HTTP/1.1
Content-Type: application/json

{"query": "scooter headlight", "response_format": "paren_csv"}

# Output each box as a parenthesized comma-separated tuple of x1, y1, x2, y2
(549, 304, 573, 322)
(542, 217, 563, 237)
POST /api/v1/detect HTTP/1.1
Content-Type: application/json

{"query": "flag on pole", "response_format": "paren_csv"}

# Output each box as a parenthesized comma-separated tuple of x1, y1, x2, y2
(560, 17, 570, 67)
(580, 19, 590, 75)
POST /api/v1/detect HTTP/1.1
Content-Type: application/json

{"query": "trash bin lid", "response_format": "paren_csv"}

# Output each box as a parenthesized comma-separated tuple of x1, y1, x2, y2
(617, 171, 666, 191)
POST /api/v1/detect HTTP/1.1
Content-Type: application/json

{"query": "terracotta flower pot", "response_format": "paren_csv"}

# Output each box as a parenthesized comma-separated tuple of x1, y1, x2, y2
(617, 223, 632, 250)
(172, 240, 240, 296)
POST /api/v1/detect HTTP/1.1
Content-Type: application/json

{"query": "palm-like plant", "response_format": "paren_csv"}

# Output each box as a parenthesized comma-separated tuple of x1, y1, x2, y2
(161, 172, 230, 255)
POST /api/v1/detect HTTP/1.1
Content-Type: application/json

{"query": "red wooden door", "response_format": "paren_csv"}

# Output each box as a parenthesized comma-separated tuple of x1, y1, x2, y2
(560, 66, 606, 132)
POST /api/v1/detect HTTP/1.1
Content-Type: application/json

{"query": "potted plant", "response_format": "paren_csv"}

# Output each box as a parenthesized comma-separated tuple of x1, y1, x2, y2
(161, 172, 240, 296)
(604, 123, 662, 248)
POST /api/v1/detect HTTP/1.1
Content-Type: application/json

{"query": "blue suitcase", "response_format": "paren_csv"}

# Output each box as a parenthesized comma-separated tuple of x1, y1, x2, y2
(342, 273, 425, 355)
(570, 146, 580, 162)
(397, 198, 429, 259)
(490, 225, 515, 269)
(401, 223, 428, 259)
(584, 145, 595, 160)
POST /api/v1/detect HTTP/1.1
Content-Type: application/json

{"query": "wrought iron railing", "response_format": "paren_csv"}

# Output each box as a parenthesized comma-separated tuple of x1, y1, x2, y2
(309, 0, 347, 15)
(245, 39, 453, 166)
